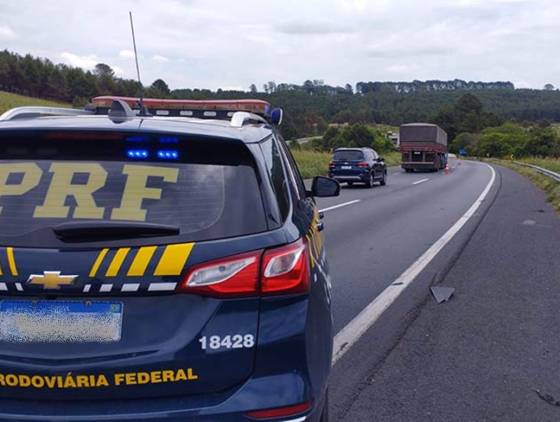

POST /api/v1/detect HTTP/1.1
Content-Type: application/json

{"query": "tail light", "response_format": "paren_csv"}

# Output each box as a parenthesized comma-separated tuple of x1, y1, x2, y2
(178, 239, 310, 297)
(357, 161, 369, 168)
(180, 250, 261, 296)
(262, 239, 310, 295)
(246, 401, 313, 420)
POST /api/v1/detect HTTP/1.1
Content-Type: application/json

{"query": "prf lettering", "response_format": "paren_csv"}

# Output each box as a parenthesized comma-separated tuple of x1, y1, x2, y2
(0, 163, 178, 221)
(0, 368, 198, 389)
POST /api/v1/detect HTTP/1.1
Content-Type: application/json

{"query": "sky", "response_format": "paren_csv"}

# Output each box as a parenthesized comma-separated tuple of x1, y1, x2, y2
(0, 0, 558, 91)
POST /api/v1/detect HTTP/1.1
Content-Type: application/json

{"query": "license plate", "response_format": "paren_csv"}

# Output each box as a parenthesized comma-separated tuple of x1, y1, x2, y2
(341, 166, 352, 170)
(0, 300, 123, 343)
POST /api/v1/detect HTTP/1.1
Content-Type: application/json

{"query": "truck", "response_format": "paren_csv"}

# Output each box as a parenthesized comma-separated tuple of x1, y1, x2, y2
(400, 123, 448, 172)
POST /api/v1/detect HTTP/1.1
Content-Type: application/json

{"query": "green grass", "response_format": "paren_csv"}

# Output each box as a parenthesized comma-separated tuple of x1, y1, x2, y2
(519, 157, 560, 173)
(291, 149, 401, 179)
(382, 151, 401, 167)
(291, 150, 332, 179)
(0, 91, 70, 114)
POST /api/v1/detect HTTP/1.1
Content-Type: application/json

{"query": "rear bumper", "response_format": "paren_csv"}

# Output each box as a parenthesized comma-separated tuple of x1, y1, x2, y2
(402, 162, 437, 169)
(329, 173, 369, 182)
(0, 373, 321, 421)
(0, 292, 331, 422)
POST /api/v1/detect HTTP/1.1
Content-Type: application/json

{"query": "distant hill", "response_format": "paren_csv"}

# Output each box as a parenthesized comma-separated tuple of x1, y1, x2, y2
(3, 48, 560, 138)
(356, 80, 515, 94)
(0, 91, 70, 115)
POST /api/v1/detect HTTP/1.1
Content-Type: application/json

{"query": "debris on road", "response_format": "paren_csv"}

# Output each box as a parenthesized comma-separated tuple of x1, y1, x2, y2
(430, 286, 455, 303)
(534, 389, 560, 407)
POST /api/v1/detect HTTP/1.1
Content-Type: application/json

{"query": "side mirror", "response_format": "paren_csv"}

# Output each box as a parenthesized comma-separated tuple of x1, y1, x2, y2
(378, 156, 385, 162)
(310, 176, 340, 198)
(270, 107, 283, 125)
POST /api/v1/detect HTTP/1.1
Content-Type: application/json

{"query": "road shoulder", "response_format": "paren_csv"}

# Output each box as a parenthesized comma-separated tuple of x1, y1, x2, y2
(338, 164, 560, 421)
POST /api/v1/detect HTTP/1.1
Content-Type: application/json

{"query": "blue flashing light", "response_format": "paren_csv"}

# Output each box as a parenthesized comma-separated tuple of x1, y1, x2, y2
(159, 136, 179, 144)
(157, 150, 179, 160)
(127, 149, 149, 159)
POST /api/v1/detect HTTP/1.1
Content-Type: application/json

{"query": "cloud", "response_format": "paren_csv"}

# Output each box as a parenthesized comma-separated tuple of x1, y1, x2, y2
(0, 25, 16, 40)
(59, 52, 99, 69)
(119, 49, 135, 59)
(4, 0, 560, 90)
(275, 19, 354, 35)
(112, 65, 124, 76)
(367, 45, 453, 59)
(60, 52, 123, 76)
(152, 54, 169, 62)
(387, 64, 414, 73)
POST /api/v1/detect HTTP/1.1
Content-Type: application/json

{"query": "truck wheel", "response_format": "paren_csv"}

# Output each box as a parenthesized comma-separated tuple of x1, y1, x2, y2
(405, 168, 413, 173)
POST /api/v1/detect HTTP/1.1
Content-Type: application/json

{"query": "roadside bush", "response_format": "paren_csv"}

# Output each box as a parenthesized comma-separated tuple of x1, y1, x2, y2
(474, 123, 529, 157)
(313, 123, 394, 153)
(450, 132, 479, 154)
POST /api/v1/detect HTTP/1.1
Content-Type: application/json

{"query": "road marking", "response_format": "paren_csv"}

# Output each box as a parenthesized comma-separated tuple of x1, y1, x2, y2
(412, 178, 429, 185)
(319, 200, 360, 213)
(332, 163, 496, 365)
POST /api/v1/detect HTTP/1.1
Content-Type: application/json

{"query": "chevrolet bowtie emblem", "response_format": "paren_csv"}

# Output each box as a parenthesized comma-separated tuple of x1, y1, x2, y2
(27, 271, 78, 290)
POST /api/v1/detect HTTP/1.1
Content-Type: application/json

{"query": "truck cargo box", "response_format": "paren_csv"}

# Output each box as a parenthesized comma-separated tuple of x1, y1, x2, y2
(399, 123, 447, 147)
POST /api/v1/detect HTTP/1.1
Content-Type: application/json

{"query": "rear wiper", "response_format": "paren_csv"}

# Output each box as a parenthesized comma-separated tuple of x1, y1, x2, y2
(53, 221, 180, 241)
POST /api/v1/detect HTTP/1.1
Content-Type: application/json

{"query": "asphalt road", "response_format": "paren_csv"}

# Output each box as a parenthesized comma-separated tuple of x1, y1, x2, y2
(316, 160, 560, 421)
(316, 157, 492, 333)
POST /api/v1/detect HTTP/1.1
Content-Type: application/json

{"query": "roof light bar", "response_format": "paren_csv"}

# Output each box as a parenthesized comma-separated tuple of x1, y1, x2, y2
(92, 96, 271, 115)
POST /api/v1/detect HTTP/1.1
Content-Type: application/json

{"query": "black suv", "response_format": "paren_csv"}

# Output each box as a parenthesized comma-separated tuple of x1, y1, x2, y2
(328, 147, 387, 187)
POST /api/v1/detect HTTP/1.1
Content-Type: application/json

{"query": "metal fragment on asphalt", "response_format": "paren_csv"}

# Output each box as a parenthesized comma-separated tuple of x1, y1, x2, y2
(431, 286, 455, 303)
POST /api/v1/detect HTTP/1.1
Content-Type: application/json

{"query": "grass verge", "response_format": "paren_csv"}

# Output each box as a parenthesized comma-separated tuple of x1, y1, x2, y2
(291, 149, 401, 179)
(518, 157, 560, 173)
(0, 91, 70, 114)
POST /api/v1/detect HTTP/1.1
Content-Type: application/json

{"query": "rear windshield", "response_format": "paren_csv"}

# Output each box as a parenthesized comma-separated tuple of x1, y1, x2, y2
(0, 131, 267, 246)
(333, 150, 364, 161)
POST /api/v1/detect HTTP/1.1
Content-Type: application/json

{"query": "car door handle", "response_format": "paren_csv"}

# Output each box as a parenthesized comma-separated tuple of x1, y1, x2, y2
(316, 222, 325, 232)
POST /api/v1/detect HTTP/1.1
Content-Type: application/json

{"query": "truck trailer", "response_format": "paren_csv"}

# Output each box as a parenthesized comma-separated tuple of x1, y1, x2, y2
(400, 123, 448, 172)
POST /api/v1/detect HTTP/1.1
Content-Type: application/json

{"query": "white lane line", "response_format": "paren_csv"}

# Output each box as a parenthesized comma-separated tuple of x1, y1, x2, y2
(413, 178, 429, 185)
(332, 163, 496, 365)
(319, 200, 361, 213)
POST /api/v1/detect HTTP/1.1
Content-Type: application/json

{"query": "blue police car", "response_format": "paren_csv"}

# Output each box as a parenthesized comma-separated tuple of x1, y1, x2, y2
(0, 97, 339, 421)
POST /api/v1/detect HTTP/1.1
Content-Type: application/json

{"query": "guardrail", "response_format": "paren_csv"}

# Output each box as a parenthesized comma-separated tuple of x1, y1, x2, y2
(513, 161, 560, 182)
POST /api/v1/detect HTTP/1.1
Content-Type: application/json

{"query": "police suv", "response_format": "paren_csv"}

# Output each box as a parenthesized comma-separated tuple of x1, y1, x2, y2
(0, 97, 339, 421)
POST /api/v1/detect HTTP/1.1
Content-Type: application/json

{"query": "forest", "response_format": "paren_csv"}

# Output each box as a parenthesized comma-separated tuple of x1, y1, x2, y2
(2, 49, 560, 144)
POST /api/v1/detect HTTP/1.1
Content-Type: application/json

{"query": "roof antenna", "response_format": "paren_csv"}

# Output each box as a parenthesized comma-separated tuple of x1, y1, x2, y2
(129, 11, 150, 116)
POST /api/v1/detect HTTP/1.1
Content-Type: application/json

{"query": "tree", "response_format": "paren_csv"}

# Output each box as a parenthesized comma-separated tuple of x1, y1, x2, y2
(345, 83, 353, 94)
(249, 84, 257, 93)
(266, 81, 277, 94)
(456, 93, 483, 115)
(94, 63, 114, 78)
(151, 79, 170, 95)
(475, 123, 529, 157)
(544, 83, 555, 91)
(434, 93, 501, 141)
(523, 127, 559, 157)
(451, 132, 479, 155)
